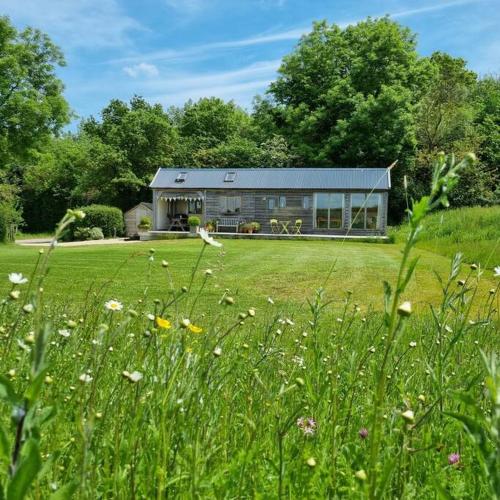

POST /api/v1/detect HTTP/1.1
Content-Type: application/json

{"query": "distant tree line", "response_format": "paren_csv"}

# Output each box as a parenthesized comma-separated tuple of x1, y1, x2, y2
(0, 16, 498, 232)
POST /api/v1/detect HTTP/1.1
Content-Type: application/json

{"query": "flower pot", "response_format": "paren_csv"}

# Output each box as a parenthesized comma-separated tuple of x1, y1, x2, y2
(189, 225, 199, 234)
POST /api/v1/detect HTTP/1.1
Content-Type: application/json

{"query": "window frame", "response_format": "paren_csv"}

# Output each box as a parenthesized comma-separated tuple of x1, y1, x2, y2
(267, 197, 276, 210)
(279, 195, 287, 209)
(313, 193, 344, 229)
(350, 193, 382, 230)
(221, 196, 242, 215)
(224, 172, 236, 182)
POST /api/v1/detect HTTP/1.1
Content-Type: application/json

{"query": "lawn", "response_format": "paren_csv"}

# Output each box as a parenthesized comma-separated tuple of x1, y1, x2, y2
(0, 228, 498, 498)
(0, 238, 495, 311)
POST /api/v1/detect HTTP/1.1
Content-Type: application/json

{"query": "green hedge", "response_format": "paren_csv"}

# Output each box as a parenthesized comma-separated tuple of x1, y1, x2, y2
(74, 205, 124, 238)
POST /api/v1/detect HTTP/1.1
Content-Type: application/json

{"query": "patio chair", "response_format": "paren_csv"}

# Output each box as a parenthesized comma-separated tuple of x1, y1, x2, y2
(293, 219, 302, 235)
(270, 219, 279, 234)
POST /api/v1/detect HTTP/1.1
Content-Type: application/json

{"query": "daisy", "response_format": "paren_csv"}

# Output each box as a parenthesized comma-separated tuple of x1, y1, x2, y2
(8, 273, 28, 285)
(156, 317, 172, 329)
(494, 266, 500, 278)
(104, 299, 123, 312)
(79, 373, 93, 383)
(58, 329, 71, 338)
(199, 228, 223, 248)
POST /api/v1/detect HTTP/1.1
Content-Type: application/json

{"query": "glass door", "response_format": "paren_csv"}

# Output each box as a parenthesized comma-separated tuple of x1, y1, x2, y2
(314, 193, 344, 229)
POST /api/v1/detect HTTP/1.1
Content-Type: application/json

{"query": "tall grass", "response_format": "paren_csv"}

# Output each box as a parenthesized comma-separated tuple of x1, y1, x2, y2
(0, 157, 499, 498)
(391, 205, 500, 269)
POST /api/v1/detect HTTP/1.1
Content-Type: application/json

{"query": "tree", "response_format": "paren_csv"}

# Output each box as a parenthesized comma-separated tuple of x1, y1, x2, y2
(176, 97, 251, 149)
(22, 136, 88, 231)
(257, 17, 429, 220)
(0, 16, 69, 165)
(78, 96, 177, 209)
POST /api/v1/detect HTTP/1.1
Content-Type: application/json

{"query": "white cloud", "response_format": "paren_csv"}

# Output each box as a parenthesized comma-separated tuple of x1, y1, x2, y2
(123, 62, 160, 78)
(113, 0, 480, 65)
(0, 0, 142, 49)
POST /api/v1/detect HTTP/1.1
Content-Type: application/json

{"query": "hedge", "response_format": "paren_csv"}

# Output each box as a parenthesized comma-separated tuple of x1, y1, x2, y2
(73, 205, 124, 238)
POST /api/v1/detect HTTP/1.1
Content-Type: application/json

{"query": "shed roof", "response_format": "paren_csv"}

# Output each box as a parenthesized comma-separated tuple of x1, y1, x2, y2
(124, 202, 153, 214)
(150, 168, 390, 191)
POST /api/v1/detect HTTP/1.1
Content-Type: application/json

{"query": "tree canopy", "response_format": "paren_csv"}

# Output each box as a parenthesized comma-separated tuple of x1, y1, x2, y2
(0, 15, 497, 232)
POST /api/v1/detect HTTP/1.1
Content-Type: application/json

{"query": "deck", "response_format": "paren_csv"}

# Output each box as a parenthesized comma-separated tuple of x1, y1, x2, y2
(142, 230, 390, 242)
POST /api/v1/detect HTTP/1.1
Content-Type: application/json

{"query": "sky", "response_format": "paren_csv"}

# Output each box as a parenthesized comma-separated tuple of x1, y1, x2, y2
(1, 0, 499, 128)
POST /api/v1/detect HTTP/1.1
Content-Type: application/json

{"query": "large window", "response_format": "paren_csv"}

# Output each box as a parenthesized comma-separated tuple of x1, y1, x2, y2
(221, 196, 241, 214)
(350, 193, 382, 230)
(314, 193, 344, 229)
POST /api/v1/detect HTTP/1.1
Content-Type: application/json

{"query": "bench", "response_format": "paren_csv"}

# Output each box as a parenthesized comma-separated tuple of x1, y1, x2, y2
(216, 217, 243, 233)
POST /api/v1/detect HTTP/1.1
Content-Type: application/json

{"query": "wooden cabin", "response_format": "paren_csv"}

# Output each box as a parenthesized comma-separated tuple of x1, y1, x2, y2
(149, 168, 391, 235)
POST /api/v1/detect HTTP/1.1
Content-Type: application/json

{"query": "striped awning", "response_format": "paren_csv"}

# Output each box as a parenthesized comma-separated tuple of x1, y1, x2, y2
(159, 191, 203, 202)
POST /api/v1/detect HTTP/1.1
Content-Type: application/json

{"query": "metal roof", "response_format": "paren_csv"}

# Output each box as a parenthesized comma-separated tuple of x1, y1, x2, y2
(150, 167, 391, 191)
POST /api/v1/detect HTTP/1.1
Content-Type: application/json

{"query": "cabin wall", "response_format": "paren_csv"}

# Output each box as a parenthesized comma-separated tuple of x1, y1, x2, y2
(153, 189, 388, 235)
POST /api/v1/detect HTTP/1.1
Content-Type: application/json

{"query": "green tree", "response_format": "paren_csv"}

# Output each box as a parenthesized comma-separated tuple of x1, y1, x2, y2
(0, 16, 69, 165)
(22, 136, 88, 231)
(257, 17, 430, 220)
(79, 96, 177, 209)
(176, 97, 251, 149)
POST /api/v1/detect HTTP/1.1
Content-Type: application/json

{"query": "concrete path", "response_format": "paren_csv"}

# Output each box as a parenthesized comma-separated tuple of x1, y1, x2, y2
(16, 238, 144, 247)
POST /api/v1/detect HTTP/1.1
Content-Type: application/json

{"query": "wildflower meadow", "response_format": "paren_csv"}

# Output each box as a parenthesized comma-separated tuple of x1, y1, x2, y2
(0, 154, 499, 498)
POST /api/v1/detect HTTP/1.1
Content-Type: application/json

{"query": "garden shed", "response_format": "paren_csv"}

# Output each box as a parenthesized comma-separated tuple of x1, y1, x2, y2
(124, 202, 152, 237)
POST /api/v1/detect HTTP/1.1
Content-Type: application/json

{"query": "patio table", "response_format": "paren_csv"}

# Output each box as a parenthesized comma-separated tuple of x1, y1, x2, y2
(279, 220, 291, 234)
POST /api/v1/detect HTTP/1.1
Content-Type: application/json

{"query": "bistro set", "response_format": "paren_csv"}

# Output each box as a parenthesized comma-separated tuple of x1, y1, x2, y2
(269, 219, 302, 235)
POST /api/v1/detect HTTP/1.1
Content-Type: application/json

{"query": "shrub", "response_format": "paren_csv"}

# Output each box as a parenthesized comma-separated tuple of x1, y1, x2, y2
(74, 205, 124, 238)
(188, 216, 201, 227)
(73, 226, 105, 241)
(251, 221, 261, 232)
(138, 216, 152, 230)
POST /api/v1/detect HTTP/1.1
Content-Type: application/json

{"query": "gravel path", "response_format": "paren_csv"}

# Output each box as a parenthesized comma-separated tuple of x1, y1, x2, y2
(16, 238, 144, 247)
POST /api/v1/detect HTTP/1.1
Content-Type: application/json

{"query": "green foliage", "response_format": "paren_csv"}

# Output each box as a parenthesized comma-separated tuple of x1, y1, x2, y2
(0, 16, 69, 165)
(21, 136, 88, 232)
(392, 205, 500, 268)
(77, 97, 177, 210)
(138, 216, 152, 230)
(187, 215, 200, 227)
(73, 226, 104, 241)
(73, 205, 124, 238)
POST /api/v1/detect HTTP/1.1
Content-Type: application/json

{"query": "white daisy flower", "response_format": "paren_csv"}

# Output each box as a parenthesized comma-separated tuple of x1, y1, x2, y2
(128, 371, 143, 383)
(494, 266, 500, 278)
(8, 273, 28, 285)
(58, 329, 71, 338)
(79, 373, 93, 383)
(104, 299, 123, 312)
(199, 228, 222, 248)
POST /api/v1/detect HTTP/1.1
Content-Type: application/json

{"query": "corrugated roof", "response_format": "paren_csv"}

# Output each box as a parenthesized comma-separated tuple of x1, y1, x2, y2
(150, 167, 390, 190)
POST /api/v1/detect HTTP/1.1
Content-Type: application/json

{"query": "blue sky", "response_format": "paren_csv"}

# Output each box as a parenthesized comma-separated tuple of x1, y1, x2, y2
(1, 0, 498, 128)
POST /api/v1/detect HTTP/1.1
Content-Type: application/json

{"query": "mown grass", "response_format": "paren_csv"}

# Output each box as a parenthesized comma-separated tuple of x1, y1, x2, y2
(391, 205, 500, 269)
(0, 239, 496, 312)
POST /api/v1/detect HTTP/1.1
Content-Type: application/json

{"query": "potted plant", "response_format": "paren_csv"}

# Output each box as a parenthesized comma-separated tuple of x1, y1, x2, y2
(188, 215, 201, 234)
(205, 219, 216, 232)
(137, 216, 152, 235)
(250, 221, 261, 233)
(240, 223, 254, 234)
